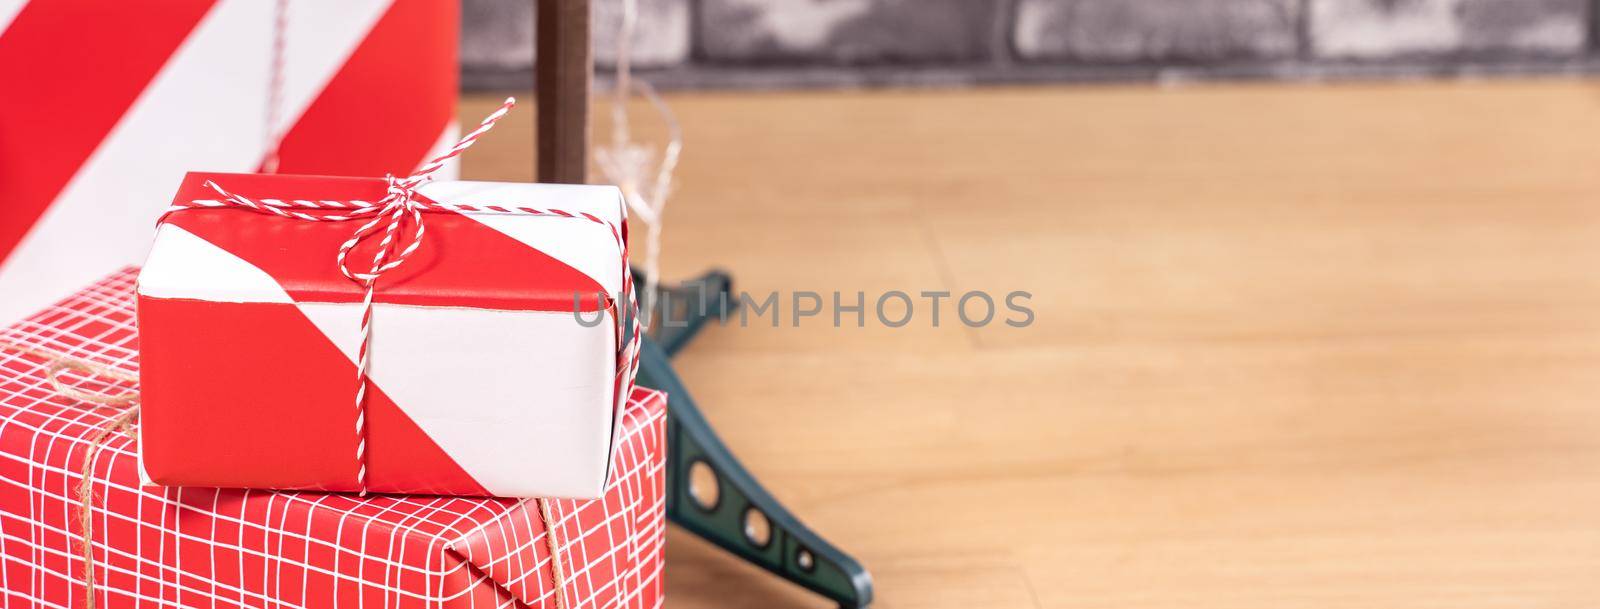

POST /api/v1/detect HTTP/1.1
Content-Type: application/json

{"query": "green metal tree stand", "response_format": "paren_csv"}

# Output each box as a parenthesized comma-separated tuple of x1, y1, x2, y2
(633, 270, 874, 608)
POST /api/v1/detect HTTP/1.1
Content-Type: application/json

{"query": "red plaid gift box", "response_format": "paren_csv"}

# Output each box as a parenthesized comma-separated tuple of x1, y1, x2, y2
(0, 0, 458, 322)
(0, 269, 666, 609)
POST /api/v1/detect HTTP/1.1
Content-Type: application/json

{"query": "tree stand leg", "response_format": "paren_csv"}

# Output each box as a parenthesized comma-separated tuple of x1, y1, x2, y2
(634, 272, 875, 608)
(637, 340, 874, 608)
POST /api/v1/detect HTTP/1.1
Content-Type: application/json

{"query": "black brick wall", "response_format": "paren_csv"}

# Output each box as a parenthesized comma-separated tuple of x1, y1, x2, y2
(462, 0, 1600, 90)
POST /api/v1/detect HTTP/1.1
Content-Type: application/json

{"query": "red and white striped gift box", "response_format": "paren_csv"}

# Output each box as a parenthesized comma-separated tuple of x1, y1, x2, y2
(0, 0, 458, 323)
(0, 269, 667, 609)
(137, 172, 635, 499)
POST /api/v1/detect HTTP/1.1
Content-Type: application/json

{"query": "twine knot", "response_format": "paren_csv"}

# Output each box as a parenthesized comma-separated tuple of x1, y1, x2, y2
(336, 174, 426, 281)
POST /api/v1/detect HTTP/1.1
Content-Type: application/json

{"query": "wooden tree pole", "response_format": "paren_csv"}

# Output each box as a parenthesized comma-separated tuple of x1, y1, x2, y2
(536, 0, 591, 184)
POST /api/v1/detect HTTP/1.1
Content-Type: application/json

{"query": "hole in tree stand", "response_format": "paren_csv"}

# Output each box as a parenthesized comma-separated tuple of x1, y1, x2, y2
(743, 507, 772, 548)
(688, 459, 720, 512)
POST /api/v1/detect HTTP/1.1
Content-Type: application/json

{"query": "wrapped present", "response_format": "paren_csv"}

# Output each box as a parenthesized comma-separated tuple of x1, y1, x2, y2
(136, 165, 636, 498)
(131, 98, 639, 499)
(0, 0, 459, 322)
(0, 269, 667, 609)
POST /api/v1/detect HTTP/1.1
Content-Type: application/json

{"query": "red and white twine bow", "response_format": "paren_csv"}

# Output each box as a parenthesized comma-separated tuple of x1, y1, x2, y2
(164, 98, 641, 496)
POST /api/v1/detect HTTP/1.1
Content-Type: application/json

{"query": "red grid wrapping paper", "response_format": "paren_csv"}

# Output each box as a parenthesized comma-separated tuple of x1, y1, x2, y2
(0, 269, 666, 609)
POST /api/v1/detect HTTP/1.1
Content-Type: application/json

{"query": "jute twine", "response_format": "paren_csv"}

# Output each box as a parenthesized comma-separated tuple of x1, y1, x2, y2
(0, 341, 568, 609)
(0, 341, 138, 609)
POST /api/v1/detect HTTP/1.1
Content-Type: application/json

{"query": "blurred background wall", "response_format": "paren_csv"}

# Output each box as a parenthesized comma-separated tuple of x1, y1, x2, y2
(460, 0, 1600, 90)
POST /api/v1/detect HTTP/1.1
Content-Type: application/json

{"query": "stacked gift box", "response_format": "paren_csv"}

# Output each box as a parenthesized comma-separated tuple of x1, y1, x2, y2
(2, 251, 664, 609)
(0, 269, 666, 608)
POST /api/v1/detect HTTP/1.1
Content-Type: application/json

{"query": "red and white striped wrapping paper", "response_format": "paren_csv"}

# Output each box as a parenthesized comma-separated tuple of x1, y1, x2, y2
(0, 269, 667, 609)
(137, 172, 633, 499)
(0, 0, 458, 323)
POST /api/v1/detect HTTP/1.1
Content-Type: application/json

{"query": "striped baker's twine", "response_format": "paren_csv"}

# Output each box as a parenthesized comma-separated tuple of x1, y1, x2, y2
(259, 0, 289, 173)
(163, 98, 642, 496)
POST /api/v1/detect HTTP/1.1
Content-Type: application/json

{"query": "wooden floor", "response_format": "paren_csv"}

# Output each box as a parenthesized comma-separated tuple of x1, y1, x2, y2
(462, 79, 1600, 608)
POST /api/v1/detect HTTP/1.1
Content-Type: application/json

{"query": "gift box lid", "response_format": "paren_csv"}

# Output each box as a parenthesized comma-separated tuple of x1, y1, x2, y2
(139, 172, 627, 313)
